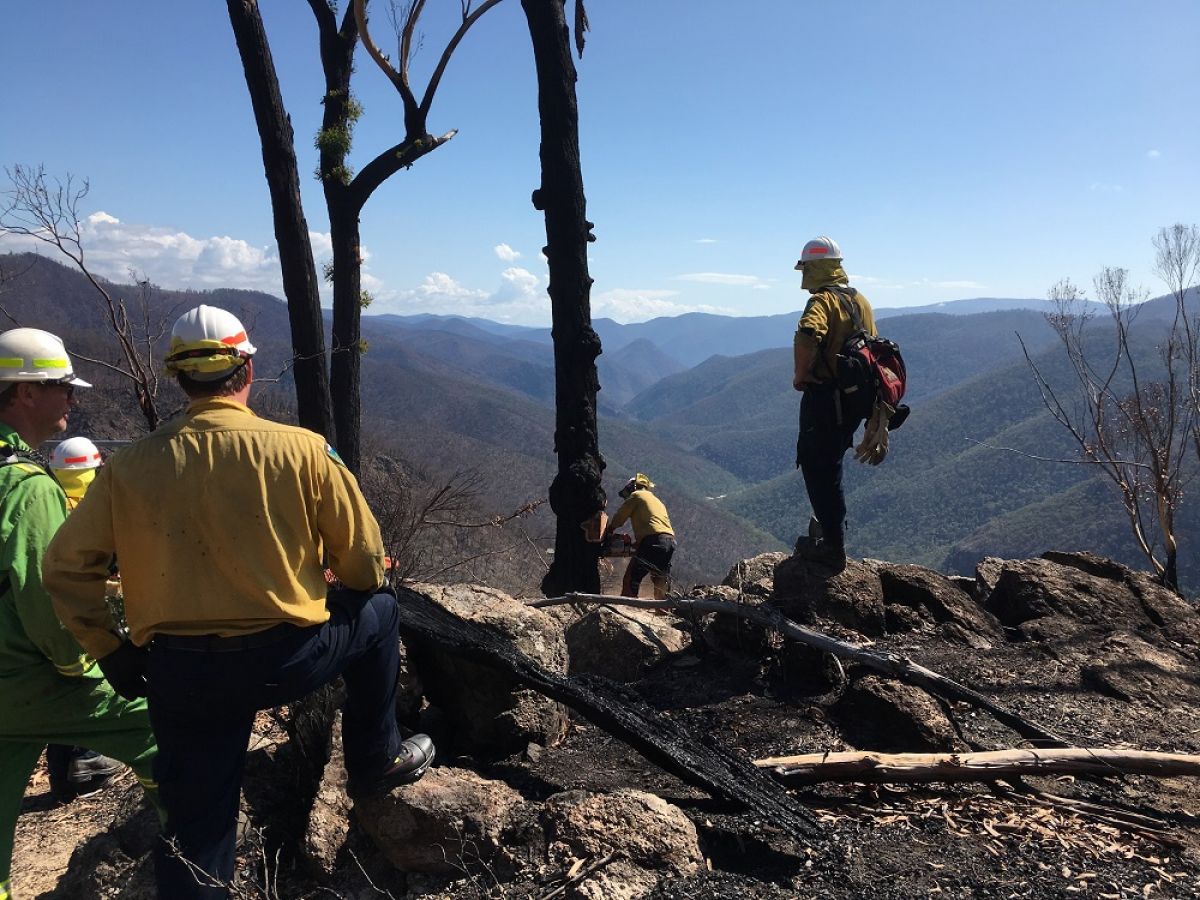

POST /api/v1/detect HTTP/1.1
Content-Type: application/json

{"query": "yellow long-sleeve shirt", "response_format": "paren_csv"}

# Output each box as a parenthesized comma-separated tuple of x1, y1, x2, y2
(795, 286, 877, 382)
(45, 398, 385, 659)
(610, 490, 674, 543)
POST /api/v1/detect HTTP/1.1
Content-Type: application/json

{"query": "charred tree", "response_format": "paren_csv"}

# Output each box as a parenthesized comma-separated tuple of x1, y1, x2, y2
(226, 0, 334, 442)
(521, 0, 605, 596)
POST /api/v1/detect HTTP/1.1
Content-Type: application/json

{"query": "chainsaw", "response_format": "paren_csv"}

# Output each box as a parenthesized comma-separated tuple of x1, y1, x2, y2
(600, 532, 635, 558)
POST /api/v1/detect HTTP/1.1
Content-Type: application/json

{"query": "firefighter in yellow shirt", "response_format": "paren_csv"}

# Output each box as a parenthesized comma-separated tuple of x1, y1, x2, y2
(603, 474, 676, 600)
(791, 236, 877, 571)
(45, 306, 434, 900)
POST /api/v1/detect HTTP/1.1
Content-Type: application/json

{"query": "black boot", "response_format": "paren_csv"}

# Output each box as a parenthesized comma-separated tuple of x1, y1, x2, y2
(347, 734, 436, 799)
(49, 747, 124, 803)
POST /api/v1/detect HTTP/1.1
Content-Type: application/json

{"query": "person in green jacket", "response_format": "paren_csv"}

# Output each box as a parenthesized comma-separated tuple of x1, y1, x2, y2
(0, 328, 158, 900)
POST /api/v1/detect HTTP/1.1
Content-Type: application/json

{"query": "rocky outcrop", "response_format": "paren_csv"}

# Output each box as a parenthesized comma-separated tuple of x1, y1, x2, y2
(566, 605, 690, 681)
(355, 766, 529, 874)
(405, 583, 570, 757)
(722, 552, 788, 598)
(695, 584, 772, 653)
(773, 556, 886, 637)
(832, 675, 965, 752)
(982, 553, 1200, 646)
(303, 713, 351, 875)
(1079, 631, 1200, 706)
(541, 789, 703, 899)
(873, 562, 1004, 646)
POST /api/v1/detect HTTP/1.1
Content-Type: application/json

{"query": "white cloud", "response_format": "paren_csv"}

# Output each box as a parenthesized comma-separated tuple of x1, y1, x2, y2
(1088, 182, 1123, 193)
(592, 287, 735, 322)
(1146, 149, 1161, 159)
(309, 231, 333, 260)
(0, 210, 292, 294)
(493, 242, 522, 262)
(674, 272, 768, 287)
(370, 268, 550, 324)
(694, 238, 718, 244)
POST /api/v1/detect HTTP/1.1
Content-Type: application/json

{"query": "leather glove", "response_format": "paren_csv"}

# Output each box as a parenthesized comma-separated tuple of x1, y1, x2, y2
(855, 401, 894, 466)
(97, 641, 150, 700)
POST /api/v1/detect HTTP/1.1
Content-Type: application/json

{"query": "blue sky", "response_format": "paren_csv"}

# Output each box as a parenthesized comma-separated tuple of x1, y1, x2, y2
(3, 1, 1197, 324)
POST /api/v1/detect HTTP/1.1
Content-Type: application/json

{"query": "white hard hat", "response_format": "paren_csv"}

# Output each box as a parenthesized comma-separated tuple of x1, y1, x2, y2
(50, 436, 103, 470)
(794, 236, 843, 269)
(0, 328, 92, 386)
(163, 305, 257, 381)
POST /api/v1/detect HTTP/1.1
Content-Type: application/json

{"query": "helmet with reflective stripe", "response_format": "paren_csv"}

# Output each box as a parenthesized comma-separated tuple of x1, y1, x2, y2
(794, 236, 843, 270)
(50, 436, 103, 470)
(164, 305, 257, 381)
(0, 328, 92, 386)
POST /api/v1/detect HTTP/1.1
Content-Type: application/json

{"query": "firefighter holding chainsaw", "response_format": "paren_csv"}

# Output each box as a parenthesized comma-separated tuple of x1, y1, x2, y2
(602, 474, 676, 600)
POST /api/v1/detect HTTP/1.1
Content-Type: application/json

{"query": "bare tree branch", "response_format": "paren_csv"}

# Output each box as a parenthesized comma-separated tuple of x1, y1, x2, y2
(1, 165, 169, 431)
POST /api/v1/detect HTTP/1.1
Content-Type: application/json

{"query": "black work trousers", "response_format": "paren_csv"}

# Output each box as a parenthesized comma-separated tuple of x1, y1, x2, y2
(622, 533, 676, 597)
(147, 590, 403, 899)
(796, 382, 864, 547)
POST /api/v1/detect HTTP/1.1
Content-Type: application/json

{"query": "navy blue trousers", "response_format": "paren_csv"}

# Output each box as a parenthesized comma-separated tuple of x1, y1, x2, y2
(796, 383, 865, 546)
(147, 590, 403, 899)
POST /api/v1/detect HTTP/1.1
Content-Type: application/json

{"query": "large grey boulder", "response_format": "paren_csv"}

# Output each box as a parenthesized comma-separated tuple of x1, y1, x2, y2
(774, 555, 886, 637)
(355, 766, 528, 874)
(541, 789, 703, 900)
(405, 583, 570, 757)
(566, 605, 690, 682)
(832, 675, 964, 752)
(722, 552, 788, 598)
(874, 562, 1004, 645)
(697, 584, 772, 654)
(983, 554, 1200, 647)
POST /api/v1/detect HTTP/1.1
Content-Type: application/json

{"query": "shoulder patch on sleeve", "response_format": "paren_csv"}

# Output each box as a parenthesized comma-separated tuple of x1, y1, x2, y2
(325, 444, 346, 468)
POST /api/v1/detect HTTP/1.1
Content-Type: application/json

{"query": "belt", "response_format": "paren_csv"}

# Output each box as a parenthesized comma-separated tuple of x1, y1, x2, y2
(152, 622, 298, 653)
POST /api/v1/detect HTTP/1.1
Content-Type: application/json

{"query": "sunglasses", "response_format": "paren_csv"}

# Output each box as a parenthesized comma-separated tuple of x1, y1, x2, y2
(38, 381, 76, 399)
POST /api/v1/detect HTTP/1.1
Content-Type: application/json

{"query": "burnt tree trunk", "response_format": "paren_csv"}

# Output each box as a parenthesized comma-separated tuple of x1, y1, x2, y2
(327, 202, 364, 473)
(226, 0, 334, 442)
(522, 0, 605, 597)
(309, 1, 365, 474)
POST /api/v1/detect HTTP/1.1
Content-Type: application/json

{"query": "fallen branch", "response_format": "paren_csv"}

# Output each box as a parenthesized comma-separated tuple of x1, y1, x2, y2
(537, 851, 620, 900)
(533, 593, 1070, 749)
(754, 748, 1200, 785)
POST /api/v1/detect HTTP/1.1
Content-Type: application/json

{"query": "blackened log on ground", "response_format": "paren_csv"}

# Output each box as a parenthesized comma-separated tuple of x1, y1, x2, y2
(393, 586, 819, 839)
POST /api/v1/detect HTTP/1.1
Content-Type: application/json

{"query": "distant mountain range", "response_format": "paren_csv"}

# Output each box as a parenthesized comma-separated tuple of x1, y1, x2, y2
(375, 296, 1088, 369)
(4, 250, 1196, 591)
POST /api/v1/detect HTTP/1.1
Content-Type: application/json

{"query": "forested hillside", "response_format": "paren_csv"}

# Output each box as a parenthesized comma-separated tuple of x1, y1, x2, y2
(4, 251, 1193, 592)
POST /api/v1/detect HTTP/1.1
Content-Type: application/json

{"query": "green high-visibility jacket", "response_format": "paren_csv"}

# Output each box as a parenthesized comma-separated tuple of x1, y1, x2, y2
(0, 423, 94, 680)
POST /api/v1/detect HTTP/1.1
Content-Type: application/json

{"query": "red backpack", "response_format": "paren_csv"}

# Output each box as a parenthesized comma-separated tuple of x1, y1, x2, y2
(830, 287, 908, 420)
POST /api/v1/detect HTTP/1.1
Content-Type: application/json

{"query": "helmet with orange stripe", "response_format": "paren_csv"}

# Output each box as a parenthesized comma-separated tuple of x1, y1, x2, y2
(50, 436, 103, 471)
(794, 236, 842, 270)
(163, 305, 257, 381)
